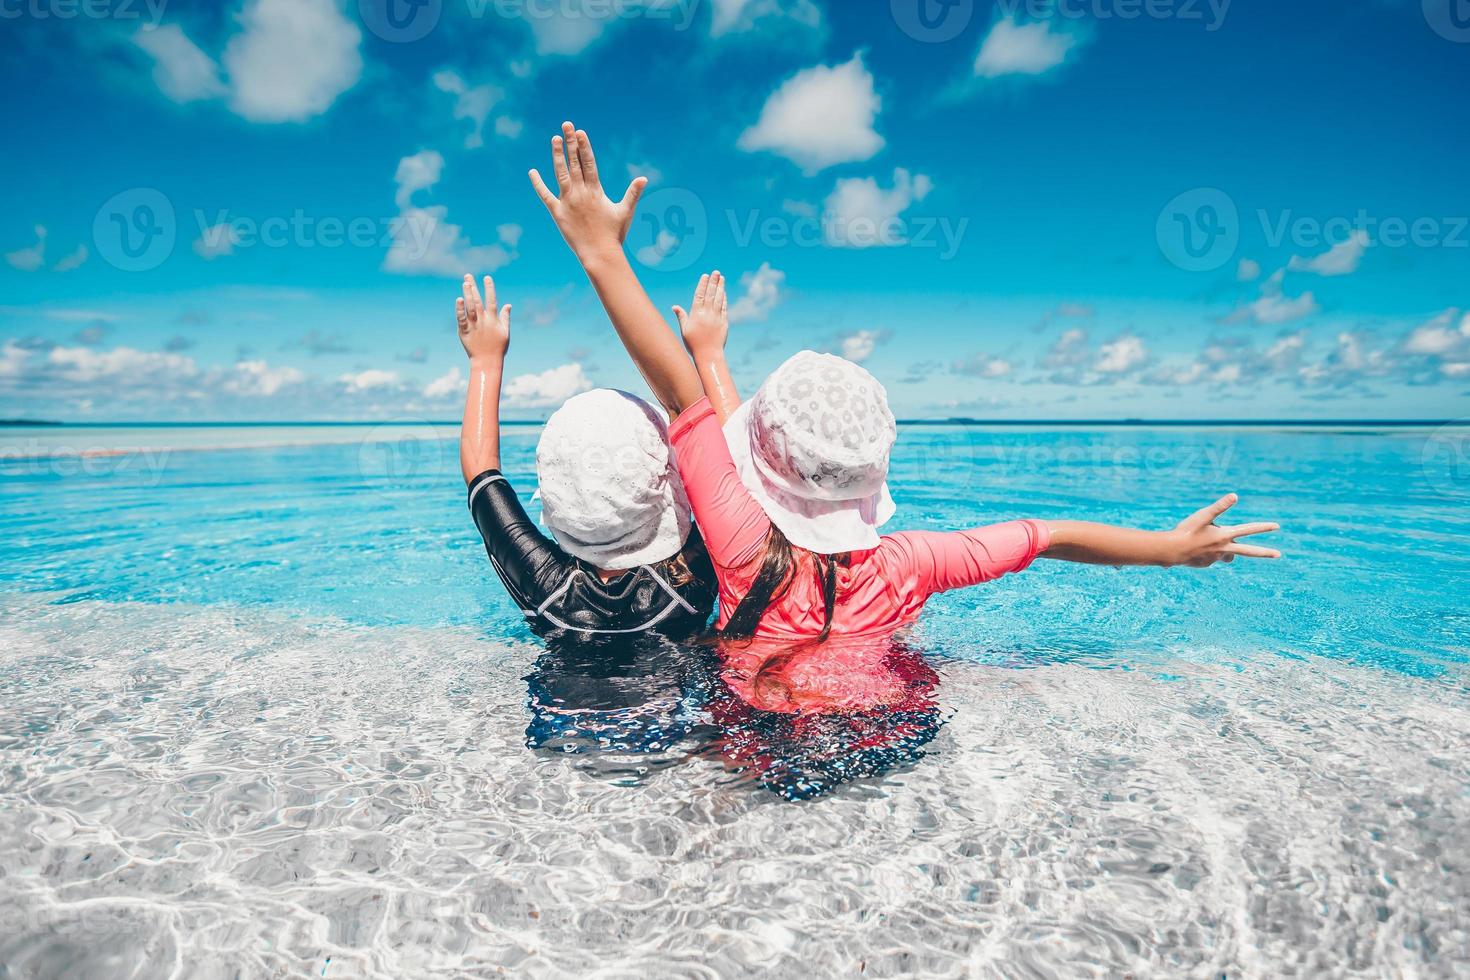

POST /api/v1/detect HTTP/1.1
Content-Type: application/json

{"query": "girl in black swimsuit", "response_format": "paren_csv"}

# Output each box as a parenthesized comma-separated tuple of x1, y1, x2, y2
(456, 275, 716, 641)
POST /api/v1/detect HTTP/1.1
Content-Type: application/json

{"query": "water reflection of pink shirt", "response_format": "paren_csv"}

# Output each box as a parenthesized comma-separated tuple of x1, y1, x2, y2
(668, 397, 1051, 640)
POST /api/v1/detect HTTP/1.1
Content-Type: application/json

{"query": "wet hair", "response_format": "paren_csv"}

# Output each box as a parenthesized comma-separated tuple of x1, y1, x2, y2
(720, 527, 844, 643)
(655, 549, 695, 588)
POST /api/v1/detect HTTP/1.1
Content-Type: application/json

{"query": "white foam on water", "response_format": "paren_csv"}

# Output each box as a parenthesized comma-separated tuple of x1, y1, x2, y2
(1, 595, 1467, 978)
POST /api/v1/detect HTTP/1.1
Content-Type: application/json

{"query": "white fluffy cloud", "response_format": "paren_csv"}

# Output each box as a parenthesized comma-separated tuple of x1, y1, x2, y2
(1237, 258, 1261, 282)
(952, 354, 1013, 378)
(635, 230, 679, 268)
(132, 24, 226, 102)
(503, 363, 593, 409)
(47, 344, 197, 385)
(224, 0, 363, 123)
(423, 367, 467, 400)
(226, 360, 306, 397)
(973, 16, 1083, 79)
(839, 330, 884, 364)
(433, 70, 506, 150)
(710, 0, 821, 36)
(385, 151, 519, 277)
(1227, 270, 1319, 326)
(1399, 308, 1470, 380)
(729, 263, 786, 324)
(1093, 334, 1149, 375)
(738, 54, 884, 174)
(339, 369, 400, 393)
(1040, 329, 1149, 383)
(194, 222, 238, 260)
(53, 245, 88, 273)
(823, 168, 933, 248)
(1288, 230, 1370, 277)
(5, 226, 46, 272)
(135, 0, 361, 123)
(0, 342, 28, 379)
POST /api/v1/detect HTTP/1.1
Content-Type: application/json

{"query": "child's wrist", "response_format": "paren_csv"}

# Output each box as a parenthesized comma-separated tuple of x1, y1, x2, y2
(576, 241, 627, 272)
(468, 352, 506, 370)
(687, 340, 725, 360)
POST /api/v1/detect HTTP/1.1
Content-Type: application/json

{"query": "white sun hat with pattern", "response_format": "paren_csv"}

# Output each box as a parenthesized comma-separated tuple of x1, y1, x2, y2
(536, 389, 692, 571)
(723, 350, 897, 554)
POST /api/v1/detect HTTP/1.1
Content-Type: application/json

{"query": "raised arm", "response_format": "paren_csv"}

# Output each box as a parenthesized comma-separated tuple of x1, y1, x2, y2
(1044, 494, 1282, 568)
(674, 271, 743, 423)
(529, 121, 703, 418)
(456, 274, 512, 484)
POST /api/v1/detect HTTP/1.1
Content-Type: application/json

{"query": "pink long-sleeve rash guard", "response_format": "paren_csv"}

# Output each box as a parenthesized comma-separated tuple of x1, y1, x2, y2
(668, 397, 1051, 640)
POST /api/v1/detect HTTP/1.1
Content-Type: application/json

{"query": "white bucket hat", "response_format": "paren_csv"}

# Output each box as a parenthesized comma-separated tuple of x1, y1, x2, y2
(723, 350, 897, 554)
(536, 389, 692, 571)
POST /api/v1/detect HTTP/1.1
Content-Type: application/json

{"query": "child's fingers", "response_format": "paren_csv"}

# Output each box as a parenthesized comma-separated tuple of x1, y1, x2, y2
(562, 121, 583, 183)
(1184, 493, 1238, 530)
(551, 135, 570, 188)
(483, 276, 497, 313)
(1226, 522, 1279, 540)
(577, 130, 599, 186)
(694, 273, 710, 310)
(455, 297, 468, 330)
(1224, 542, 1281, 559)
(468, 274, 486, 315)
(462, 275, 479, 318)
(619, 176, 647, 212)
(498, 304, 512, 333)
(529, 169, 557, 208)
(672, 305, 688, 330)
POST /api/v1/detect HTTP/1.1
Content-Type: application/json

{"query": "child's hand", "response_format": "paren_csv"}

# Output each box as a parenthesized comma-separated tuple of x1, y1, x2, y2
(1166, 494, 1281, 567)
(529, 122, 647, 263)
(673, 271, 728, 357)
(456, 274, 511, 362)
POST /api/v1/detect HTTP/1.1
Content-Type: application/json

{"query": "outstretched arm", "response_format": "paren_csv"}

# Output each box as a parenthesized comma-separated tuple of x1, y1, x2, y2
(675, 271, 743, 423)
(1044, 494, 1282, 568)
(457, 274, 512, 484)
(529, 121, 703, 418)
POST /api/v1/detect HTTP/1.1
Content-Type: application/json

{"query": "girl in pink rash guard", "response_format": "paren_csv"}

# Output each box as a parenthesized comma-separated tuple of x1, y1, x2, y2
(668, 276, 1285, 645)
(525, 122, 1285, 648)
(668, 376, 1051, 640)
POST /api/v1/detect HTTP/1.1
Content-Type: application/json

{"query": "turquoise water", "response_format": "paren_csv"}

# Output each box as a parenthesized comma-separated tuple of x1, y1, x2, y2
(4, 423, 1467, 673)
(2, 423, 1469, 976)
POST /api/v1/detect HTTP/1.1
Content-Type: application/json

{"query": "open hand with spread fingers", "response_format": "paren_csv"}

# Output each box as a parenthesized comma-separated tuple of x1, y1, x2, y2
(1165, 494, 1282, 567)
(529, 121, 647, 263)
(456, 274, 511, 362)
(673, 271, 729, 358)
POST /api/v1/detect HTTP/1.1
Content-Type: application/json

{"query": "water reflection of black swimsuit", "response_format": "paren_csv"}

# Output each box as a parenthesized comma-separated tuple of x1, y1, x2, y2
(468, 469, 717, 640)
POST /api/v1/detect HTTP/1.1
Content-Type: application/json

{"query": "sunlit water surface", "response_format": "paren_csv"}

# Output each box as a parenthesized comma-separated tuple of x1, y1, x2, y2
(2, 423, 1468, 977)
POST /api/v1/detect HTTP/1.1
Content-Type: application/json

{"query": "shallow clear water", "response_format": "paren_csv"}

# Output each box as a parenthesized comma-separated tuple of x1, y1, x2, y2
(2, 424, 1468, 977)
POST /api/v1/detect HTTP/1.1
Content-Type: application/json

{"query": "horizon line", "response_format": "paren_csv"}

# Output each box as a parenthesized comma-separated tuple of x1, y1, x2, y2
(2, 418, 1465, 429)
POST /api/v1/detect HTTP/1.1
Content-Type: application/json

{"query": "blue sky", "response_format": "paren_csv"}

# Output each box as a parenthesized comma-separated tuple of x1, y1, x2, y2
(1, 0, 1467, 421)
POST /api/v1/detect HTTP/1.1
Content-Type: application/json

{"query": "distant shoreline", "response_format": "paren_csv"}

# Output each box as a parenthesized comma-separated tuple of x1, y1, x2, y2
(1, 418, 1464, 429)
